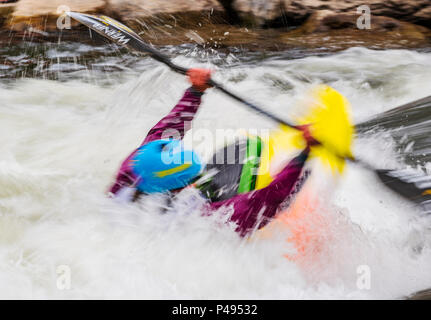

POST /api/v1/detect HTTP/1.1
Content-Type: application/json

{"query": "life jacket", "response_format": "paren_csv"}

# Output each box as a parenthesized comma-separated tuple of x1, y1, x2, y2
(197, 136, 263, 202)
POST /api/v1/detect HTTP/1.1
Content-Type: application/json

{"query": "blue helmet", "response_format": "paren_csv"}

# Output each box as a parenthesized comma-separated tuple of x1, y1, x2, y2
(130, 139, 203, 193)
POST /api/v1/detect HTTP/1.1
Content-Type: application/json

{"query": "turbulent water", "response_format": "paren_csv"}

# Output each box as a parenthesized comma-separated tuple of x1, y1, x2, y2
(1, 42, 431, 299)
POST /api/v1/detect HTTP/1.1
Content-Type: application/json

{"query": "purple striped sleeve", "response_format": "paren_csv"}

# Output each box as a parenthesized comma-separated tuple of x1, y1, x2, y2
(142, 87, 203, 145)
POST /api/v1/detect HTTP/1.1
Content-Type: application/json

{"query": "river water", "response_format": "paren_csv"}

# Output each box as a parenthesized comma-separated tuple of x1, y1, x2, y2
(1, 41, 431, 299)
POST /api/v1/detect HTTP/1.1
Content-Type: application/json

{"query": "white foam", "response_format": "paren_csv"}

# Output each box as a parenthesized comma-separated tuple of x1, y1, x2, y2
(0, 47, 431, 299)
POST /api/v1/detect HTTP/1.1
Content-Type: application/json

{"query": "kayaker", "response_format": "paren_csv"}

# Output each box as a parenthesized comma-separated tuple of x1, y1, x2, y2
(108, 68, 316, 236)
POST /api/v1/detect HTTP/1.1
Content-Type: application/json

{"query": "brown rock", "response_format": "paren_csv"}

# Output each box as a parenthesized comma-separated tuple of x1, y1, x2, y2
(228, 0, 431, 28)
(413, 6, 431, 28)
(232, 0, 283, 25)
(96, 0, 227, 47)
(280, 10, 431, 51)
(0, 3, 16, 18)
(105, 0, 226, 30)
(107, 0, 223, 17)
(0, 3, 14, 30)
(12, 0, 105, 16)
(8, 0, 106, 32)
(6, 0, 226, 36)
(297, 10, 429, 35)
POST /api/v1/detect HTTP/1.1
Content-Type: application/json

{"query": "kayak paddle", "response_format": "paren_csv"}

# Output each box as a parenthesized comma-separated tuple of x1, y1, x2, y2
(67, 12, 299, 129)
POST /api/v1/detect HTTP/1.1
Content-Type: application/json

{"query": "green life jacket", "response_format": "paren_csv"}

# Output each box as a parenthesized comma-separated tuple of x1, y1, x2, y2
(198, 136, 262, 202)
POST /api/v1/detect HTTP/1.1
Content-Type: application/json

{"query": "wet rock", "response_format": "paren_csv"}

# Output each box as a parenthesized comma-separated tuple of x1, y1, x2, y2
(107, 0, 224, 23)
(2, 0, 430, 51)
(105, 0, 227, 38)
(232, 0, 310, 27)
(279, 10, 431, 51)
(413, 6, 431, 28)
(0, 2, 16, 28)
(8, 0, 106, 32)
(228, 0, 431, 28)
(0, 2, 15, 16)
(6, 0, 226, 33)
(217, 0, 241, 24)
(295, 10, 428, 34)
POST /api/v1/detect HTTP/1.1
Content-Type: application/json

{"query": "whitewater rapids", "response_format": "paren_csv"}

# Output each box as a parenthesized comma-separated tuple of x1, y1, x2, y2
(0, 46, 431, 299)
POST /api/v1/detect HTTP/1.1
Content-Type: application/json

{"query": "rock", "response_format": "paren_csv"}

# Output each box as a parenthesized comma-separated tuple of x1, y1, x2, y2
(100, 0, 228, 47)
(227, 0, 431, 28)
(217, 0, 241, 24)
(2, 0, 430, 50)
(231, 0, 311, 26)
(0, 2, 17, 28)
(279, 10, 431, 50)
(8, 0, 106, 31)
(232, 0, 284, 25)
(298, 10, 429, 35)
(413, 6, 431, 28)
(107, 0, 224, 21)
(0, 2, 15, 16)
(105, 0, 226, 30)
(6, 0, 226, 35)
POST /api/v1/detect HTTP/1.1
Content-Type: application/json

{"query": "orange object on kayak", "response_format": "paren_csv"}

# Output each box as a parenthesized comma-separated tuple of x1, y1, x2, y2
(254, 181, 328, 263)
(279, 185, 322, 261)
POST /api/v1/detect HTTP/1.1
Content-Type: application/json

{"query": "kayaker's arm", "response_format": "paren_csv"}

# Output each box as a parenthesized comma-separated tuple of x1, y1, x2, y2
(208, 148, 310, 237)
(141, 87, 203, 144)
(142, 68, 213, 144)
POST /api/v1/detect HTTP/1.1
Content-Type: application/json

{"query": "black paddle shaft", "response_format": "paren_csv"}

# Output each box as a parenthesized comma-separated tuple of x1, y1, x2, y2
(130, 32, 299, 128)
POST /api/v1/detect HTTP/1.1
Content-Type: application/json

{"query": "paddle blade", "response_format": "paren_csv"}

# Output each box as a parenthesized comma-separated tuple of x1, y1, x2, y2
(376, 169, 431, 213)
(293, 85, 354, 173)
(68, 12, 140, 44)
(255, 85, 354, 189)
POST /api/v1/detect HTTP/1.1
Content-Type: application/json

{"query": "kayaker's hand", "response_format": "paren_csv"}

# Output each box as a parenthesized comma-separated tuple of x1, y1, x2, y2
(187, 68, 213, 92)
(299, 124, 320, 147)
